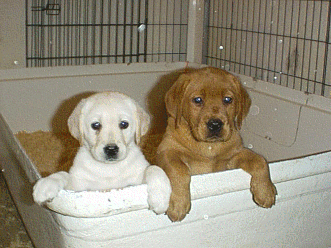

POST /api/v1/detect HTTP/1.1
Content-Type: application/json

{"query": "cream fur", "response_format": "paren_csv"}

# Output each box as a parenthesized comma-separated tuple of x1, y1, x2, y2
(33, 91, 171, 214)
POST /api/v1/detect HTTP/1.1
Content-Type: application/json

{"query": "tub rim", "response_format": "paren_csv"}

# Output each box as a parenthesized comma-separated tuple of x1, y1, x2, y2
(43, 149, 331, 218)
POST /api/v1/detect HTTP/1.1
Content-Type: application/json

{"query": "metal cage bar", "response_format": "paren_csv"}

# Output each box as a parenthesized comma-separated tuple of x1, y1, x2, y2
(26, 0, 330, 98)
(204, 0, 331, 98)
(25, 0, 189, 67)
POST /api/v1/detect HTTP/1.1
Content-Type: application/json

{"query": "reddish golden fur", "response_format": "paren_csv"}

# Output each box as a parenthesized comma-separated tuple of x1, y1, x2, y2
(156, 67, 277, 222)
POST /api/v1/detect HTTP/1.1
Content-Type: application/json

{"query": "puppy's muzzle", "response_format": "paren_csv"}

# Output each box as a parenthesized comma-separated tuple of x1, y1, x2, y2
(207, 119, 223, 137)
(104, 144, 119, 160)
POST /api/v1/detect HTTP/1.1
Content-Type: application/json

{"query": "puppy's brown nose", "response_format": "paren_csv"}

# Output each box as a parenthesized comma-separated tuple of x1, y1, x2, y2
(207, 119, 223, 133)
(104, 144, 119, 160)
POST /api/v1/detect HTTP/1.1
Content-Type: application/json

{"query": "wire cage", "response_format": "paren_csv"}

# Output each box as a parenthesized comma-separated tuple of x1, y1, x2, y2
(26, 0, 331, 98)
(26, 0, 189, 66)
(204, 0, 331, 98)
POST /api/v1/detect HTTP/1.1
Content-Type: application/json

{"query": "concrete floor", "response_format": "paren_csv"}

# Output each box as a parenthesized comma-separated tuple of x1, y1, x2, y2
(0, 172, 33, 248)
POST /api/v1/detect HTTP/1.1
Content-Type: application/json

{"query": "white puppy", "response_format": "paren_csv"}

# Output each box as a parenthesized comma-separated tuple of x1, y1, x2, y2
(33, 91, 171, 214)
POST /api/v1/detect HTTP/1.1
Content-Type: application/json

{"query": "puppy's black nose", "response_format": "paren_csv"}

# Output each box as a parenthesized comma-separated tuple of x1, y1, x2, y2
(207, 119, 223, 133)
(104, 144, 119, 160)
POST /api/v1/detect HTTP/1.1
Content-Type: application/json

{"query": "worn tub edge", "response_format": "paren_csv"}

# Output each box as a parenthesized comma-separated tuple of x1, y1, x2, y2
(44, 150, 331, 218)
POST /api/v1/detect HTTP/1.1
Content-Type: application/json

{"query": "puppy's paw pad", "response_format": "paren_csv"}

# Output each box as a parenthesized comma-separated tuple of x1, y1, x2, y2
(33, 177, 64, 204)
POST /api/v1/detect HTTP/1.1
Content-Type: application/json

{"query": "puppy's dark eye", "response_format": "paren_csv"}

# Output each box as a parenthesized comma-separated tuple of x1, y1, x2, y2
(223, 97, 233, 104)
(119, 121, 129, 129)
(193, 97, 203, 105)
(91, 122, 102, 130)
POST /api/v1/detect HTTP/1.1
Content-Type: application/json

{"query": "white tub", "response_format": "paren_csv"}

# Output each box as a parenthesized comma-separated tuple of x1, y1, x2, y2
(0, 62, 330, 248)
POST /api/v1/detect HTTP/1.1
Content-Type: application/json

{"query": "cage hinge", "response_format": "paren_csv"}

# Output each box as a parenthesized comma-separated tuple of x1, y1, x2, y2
(31, 3, 61, 15)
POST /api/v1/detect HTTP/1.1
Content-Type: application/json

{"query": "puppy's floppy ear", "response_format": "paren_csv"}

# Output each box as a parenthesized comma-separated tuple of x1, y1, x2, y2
(232, 76, 251, 129)
(165, 75, 190, 128)
(68, 99, 88, 143)
(135, 104, 151, 144)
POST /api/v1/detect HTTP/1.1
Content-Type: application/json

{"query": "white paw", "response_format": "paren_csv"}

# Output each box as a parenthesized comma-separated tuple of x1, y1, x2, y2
(32, 172, 69, 204)
(145, 166, 172, 214)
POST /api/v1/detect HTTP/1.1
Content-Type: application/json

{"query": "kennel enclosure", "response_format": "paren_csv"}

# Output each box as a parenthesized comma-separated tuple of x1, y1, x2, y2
(1, 62, 331, 247)
(0, 0, 331, 247)
(21, 0, 331, 99)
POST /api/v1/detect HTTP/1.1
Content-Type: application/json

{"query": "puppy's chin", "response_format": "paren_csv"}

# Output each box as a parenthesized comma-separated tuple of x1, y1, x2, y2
(90, 147, 128, 164)
(204, 136, 226, 143)
(92, 154, 127, 163)
(195, 135, 229, 143)
(192, 125, 233, 143)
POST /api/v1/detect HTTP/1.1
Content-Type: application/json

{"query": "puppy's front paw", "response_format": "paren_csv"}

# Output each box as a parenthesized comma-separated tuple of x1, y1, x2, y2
(32, 172, 68, 204)
(167, 191, 191, 222)
(250, 177, 277, 208)
(145, 166, 172, 214)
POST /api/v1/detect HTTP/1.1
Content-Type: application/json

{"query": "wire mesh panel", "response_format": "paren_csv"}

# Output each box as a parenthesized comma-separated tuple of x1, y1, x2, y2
(146, 0, 188, 62)
(204, 0, 331, 98)
(26, 0, 189, 67)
